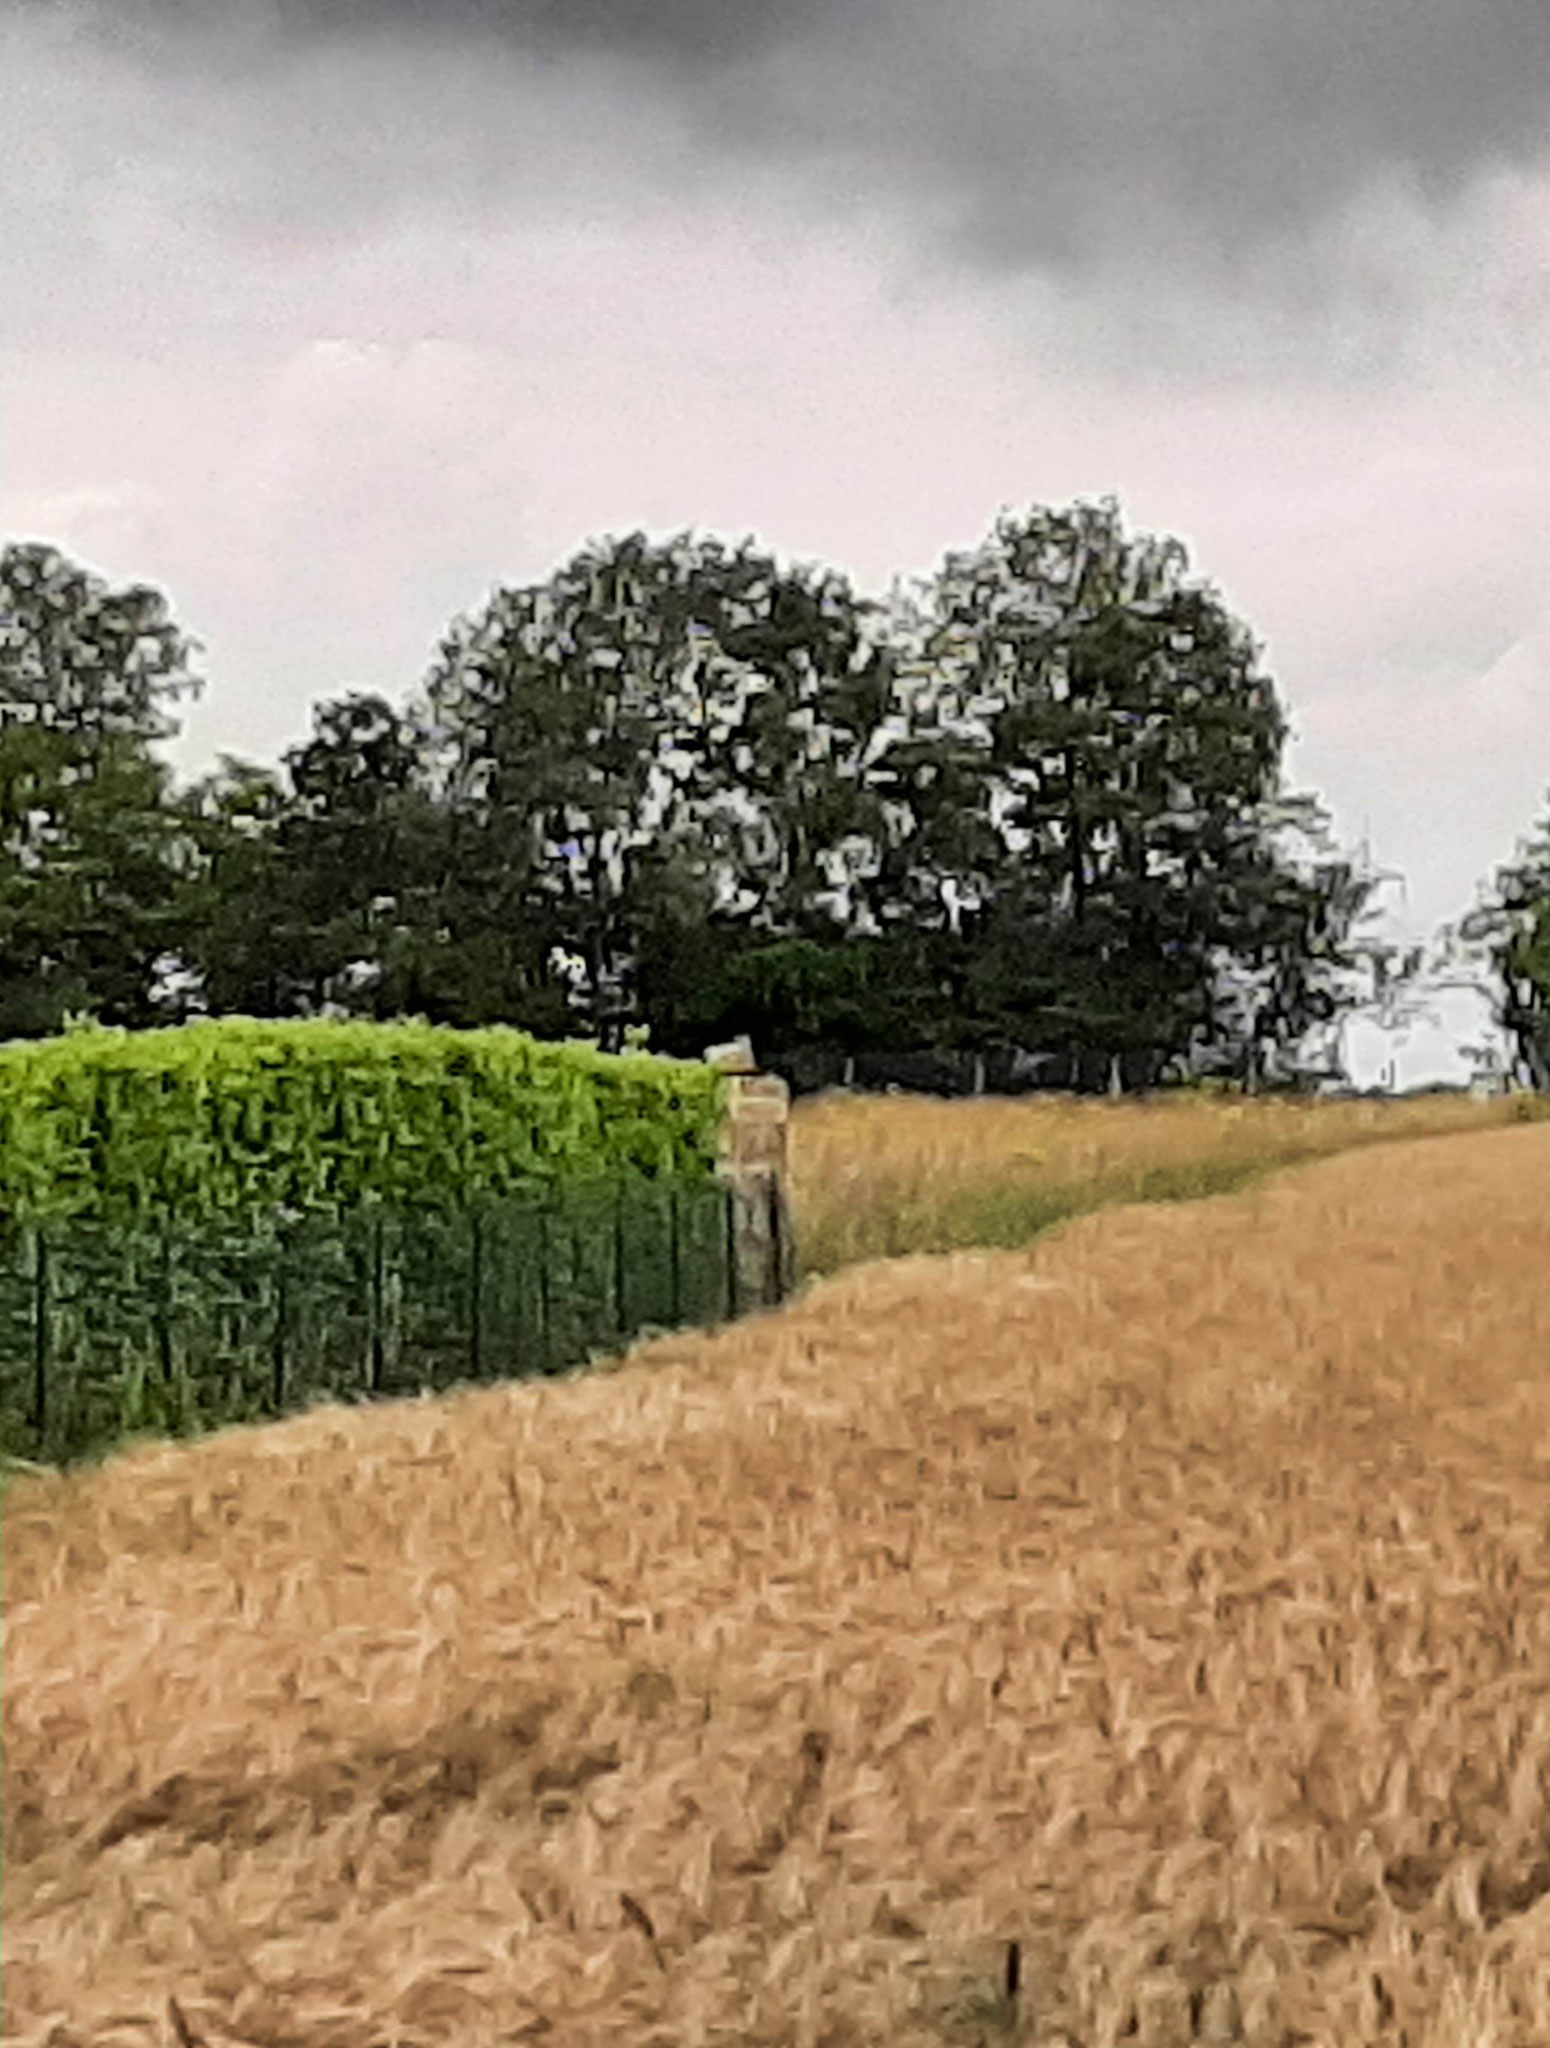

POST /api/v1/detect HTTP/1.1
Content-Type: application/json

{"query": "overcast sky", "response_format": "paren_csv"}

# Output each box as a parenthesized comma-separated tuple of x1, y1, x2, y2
(4, 0, 1547, 1087)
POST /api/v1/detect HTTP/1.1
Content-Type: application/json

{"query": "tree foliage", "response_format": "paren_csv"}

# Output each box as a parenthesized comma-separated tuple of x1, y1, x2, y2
(1433, 792, 1550, 1090)
(858, 501, 1385, 1088)
(1, 508, 1478, 1098)
(0, 543, 204, 1038)
(413, 530, 909, 1050)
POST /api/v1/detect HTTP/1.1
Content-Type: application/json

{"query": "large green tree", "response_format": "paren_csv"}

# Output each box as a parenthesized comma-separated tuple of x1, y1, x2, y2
(410, 504, 1404, 1088)
(0, 542, 203, 1037)
(412, 530, 914, 1052)
(880, 499, 1389, 1089)
(2, 518, 1417, 1097)
(415, 538, 699, 1045)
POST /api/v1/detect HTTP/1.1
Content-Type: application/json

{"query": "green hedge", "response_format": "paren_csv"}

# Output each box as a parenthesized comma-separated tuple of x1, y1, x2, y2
(0, 1017, 729, 1230)
(0, 1180, 748, 1470)
(0, 1018, 741, 1469)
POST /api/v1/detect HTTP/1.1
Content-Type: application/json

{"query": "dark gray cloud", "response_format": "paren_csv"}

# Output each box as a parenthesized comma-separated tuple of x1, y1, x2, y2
(56, 0, 839, 76)
(12, 0, 1550, 303)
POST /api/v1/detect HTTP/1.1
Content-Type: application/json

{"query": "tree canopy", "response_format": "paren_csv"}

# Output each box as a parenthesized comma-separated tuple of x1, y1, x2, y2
(0, 543, 204, 1038)
(1433, 792, 1550, 1091)
(3, 506, 1520, 1097)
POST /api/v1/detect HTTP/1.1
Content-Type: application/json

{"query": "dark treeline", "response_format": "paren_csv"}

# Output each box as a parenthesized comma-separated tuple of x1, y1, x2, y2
(2, 499, 1546, 1094)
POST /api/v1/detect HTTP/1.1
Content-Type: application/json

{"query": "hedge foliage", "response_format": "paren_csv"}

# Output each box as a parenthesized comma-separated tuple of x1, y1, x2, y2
(0, 1179, 745, 1470)
(0, 1017, 730, 1230)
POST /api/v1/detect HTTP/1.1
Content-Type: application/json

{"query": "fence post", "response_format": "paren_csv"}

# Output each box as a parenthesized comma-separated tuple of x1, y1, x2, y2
(707, 1038, 795, 1308)
(30, 1225, 49, 1449)
(271, 1219, 290, 1415)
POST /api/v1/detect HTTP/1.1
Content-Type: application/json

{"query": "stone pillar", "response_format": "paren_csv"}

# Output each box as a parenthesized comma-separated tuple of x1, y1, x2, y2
(706, 1039, 796, 1307)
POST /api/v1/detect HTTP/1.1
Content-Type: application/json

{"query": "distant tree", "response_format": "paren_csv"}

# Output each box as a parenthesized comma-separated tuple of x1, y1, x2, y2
(1186, 793, 1419, 1094)
(0, 542, 203, 1036)
(1433, 793, 1550, 1091)
(168, 757, 307, 1020)
(1513, 895, 1550, 1085)
(170, 694, 510, 1029)
(677, 930, 958, 1067)
(274, 691, 455, 1020)
(1518, 896, 1550, 1004)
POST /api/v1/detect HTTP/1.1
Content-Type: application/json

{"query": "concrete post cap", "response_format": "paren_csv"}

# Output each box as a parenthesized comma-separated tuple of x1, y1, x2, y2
(704, 1036, 758, 1074)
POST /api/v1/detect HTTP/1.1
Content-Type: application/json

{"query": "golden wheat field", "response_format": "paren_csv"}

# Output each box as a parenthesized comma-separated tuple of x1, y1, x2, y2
(4, 1094, 1550, 2046)
(784, 1085, 1548, 1279)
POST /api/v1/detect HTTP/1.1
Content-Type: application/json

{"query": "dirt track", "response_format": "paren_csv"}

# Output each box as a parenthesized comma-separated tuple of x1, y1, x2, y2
(4, 1124, 1550, 2045)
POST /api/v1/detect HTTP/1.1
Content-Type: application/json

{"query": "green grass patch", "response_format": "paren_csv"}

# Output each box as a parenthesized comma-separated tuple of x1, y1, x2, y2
(791, 1113, 1550, 1280)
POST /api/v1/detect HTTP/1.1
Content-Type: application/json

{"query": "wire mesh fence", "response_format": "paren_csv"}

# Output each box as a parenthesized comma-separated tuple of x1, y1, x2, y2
(0, 1175, 791, 1471)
